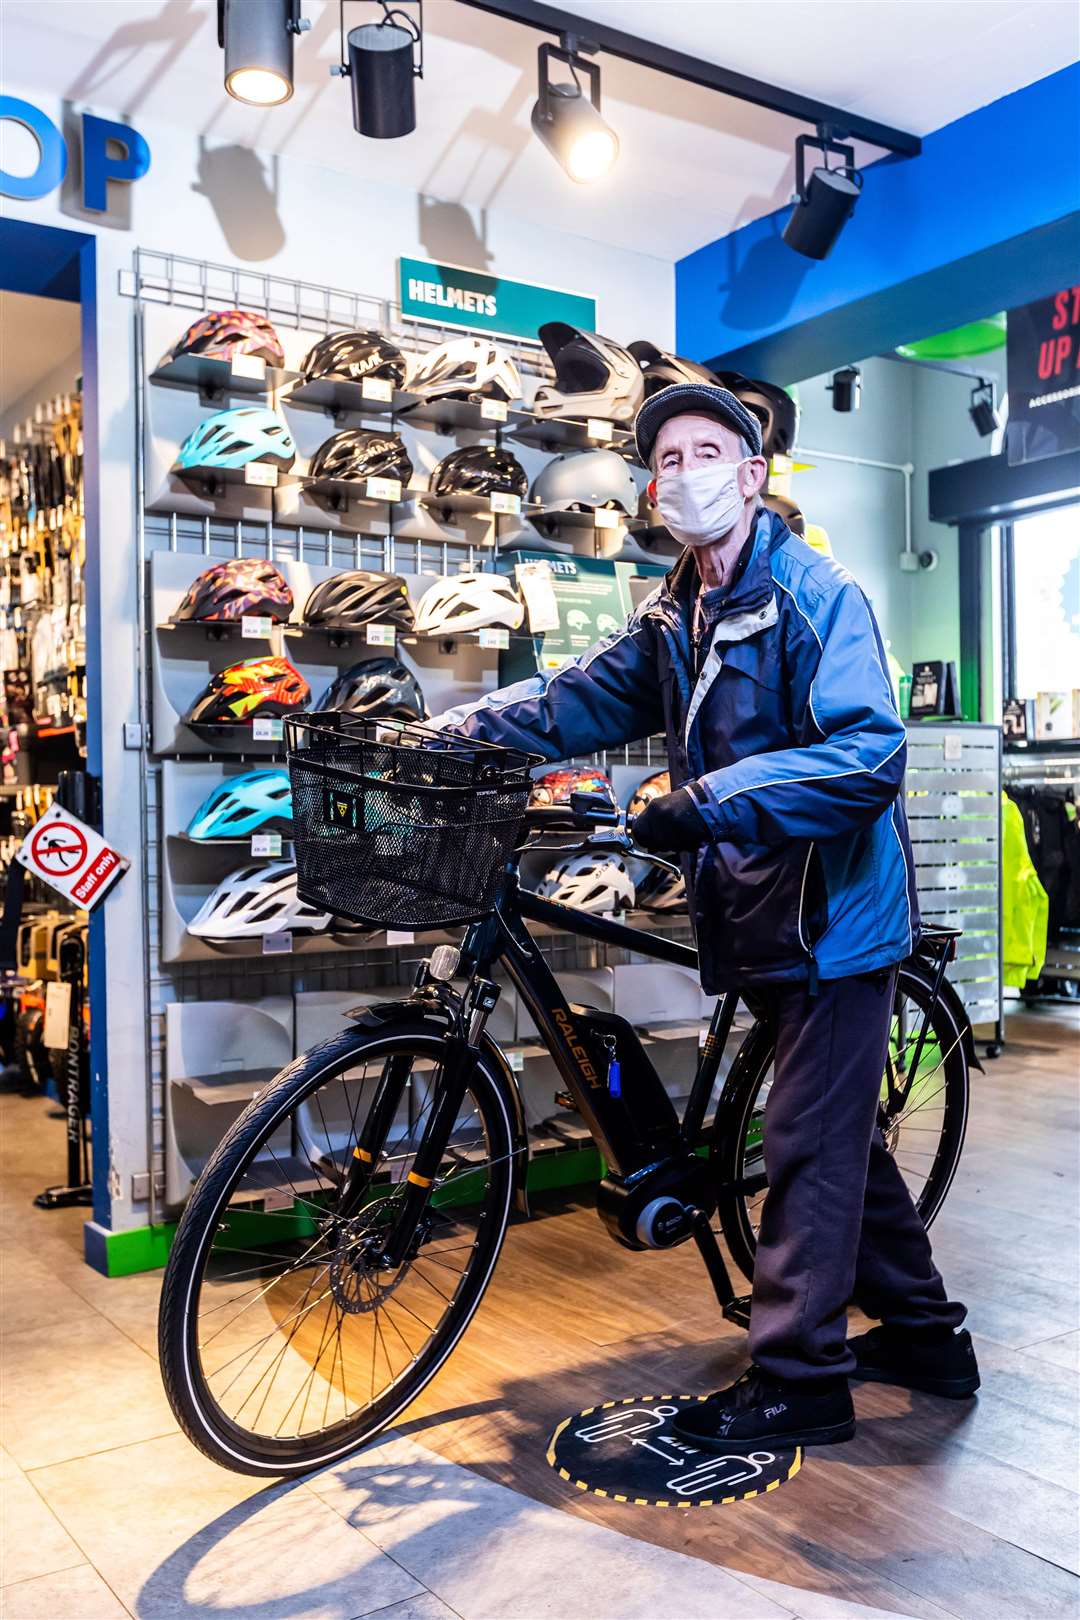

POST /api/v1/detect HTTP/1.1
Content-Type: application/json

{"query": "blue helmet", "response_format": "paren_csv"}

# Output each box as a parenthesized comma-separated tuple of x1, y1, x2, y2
(175, 407, 296, 472)
(187, 769, 293, 840)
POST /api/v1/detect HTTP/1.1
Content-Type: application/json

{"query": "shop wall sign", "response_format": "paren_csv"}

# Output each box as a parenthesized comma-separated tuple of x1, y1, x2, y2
(17, 802, 129, 909)
(0, 95, 150, 211)
(1006, 285, 1080, 466)
(399, 256, 596, 343)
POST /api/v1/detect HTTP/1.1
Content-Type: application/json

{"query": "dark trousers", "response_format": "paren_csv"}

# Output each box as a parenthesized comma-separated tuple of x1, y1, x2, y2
(747, 969, 966, 1384)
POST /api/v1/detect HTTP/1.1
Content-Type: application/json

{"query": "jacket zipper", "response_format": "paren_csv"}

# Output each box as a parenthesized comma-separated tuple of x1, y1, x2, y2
(798, 841, 820, 997)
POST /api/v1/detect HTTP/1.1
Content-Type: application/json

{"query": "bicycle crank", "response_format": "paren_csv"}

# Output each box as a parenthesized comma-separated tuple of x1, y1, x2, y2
(596, 1154, 715, 1251)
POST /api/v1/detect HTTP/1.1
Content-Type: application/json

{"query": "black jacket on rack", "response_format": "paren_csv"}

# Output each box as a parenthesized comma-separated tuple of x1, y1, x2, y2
(1007, 785, 1080, 941)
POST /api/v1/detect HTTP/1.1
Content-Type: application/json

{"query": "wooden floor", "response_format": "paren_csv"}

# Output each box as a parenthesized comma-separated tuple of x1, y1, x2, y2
(399, 1005, 1080, 1620)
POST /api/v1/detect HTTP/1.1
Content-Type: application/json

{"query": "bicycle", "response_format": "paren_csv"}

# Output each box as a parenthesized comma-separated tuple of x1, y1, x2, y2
(159, 717, 976, 1476)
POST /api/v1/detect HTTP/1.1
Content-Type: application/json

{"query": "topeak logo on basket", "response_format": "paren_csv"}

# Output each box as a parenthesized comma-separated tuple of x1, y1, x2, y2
(324, 788, 359, 828)
(553, 1007, 601, 1089)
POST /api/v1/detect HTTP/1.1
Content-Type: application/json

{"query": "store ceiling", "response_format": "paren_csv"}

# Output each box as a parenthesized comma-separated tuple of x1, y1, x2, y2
(5, 0, 1078, 261)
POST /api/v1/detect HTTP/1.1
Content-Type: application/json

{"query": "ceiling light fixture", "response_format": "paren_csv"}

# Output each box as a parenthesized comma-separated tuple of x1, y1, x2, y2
(332, 1, 424, 139)
(219, 0, 309, 107)
(783, 129, 862, 261)
(827, 366, 861, 413)
(969, 379, 1001, 438)
(531, 38, 619, 184)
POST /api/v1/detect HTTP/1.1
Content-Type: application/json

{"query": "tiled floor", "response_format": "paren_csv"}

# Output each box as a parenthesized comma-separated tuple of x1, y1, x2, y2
(1, 1008, 1077, 1619)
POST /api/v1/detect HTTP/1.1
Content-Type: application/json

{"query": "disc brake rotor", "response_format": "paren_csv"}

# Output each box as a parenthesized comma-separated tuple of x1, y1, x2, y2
(328, 1204, 416, 1314)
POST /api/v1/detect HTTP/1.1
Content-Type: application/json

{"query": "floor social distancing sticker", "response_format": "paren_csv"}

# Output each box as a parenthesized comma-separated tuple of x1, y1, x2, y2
(547, 1394, 802, 1508)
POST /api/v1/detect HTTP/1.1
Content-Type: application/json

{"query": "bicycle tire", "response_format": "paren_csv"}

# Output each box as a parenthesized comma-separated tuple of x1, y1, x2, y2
(712, 960, 970, 1285)
(159, 1020, 515, 1476)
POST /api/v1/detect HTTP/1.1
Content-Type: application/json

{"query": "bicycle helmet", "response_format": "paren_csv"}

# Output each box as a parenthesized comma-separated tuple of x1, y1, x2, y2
(299, 329, 406, 388)
(713, 372, 800, 459)
(308, 429, 413, 487)
(187, 769, 293, 840)
(530, 448, 637, 515)
(164, 309, 284, 369)
(405, 337, 522, 404)
(634, 862, 687, 912)
(628, 769, 672, 821)
(302, 571, 414, 633)
(185, 656, 310, 728)
(532, 323, 644, 424)
(529, 767, 616, 809)
(315, 657, 426, 721)
(628, 340, 719, 395)
(175, 407, 296, 472)
(188, 860, 331, 939)
(763, 492, 806, 537)
(414, 572, 525, 636)
(537, 848, 635, 914)
(173, 559, 294, 625)
(596, 612, 619, 635)
(429, 445, 528, 500)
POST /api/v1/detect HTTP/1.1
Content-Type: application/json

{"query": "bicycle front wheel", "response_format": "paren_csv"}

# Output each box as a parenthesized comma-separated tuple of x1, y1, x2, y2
(159, 1019, 515, 1476)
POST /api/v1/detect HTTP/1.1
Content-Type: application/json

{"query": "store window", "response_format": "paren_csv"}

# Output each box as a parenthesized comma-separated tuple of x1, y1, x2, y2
(1009, 504, 1080, 698)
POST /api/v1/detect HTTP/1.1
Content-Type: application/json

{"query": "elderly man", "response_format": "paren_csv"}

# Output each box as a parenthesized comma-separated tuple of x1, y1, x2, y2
(432, 380, 978, 1450)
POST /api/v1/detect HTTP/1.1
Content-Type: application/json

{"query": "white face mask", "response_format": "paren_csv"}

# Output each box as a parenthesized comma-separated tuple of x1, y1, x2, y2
(656, 460, 751, 548)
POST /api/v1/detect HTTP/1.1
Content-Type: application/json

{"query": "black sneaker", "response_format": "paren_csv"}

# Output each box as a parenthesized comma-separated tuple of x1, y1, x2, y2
(848, 1325, 980, 1398)
(671, 1365, 855, 1452)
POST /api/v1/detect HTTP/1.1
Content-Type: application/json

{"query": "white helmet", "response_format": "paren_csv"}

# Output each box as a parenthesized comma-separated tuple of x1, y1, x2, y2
(188, 861, 332, 939)
(566, 609, 590, 631)
(532, 322, 645, 424)
(596, 612, 619, 635)
(414, 572, 525, 636)
(406, 337, 522, 404)
(538, 849, 636, 914)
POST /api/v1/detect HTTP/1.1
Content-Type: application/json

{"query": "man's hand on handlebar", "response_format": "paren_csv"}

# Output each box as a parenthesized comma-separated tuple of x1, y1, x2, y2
(631, 786, 710, 853)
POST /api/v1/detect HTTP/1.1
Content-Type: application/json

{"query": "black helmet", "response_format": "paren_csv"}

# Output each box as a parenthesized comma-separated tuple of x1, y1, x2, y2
(300, 330, 406, 388)
(315, 657, 425, 721)
(763, 493, 806, 537)
(308, 429, 413, 487)
(713, 372, 800, 459)
(302, 571, 415, 633)
(430, 445, 528, 500)
(627, 340, 719, 395)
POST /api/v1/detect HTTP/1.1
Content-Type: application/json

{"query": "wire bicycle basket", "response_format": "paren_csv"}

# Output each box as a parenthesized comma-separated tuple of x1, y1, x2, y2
(285, 713, 539, 929)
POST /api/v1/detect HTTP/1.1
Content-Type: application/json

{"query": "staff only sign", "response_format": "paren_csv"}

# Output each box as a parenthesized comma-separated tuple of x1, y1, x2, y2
(17, 803, 129, 909)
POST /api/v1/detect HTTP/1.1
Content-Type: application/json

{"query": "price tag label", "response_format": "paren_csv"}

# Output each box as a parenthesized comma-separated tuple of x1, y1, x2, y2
(251, 833, 283, 857)
(593, 507, 621, 530)
(262, 930, 294, 955)
(489, 490, 521, 515)
(241, 614, 273, 639)
(943, 733, 963, 762)
(478, 627, 509, 651)
(43, 980, 72, 1049)
(386, 928, 415, 946)
(481, 398, 508, 423)
(244, 462, 278, 488)
(587, 417, 614, 441)
(506, 1048, 524, 1072)
(366, 476, 402, 502)
(366, 622, 396, 647)
(252, 716, 284, 742)
(231, 353, 266, 383)
(361, 376, 393, 403)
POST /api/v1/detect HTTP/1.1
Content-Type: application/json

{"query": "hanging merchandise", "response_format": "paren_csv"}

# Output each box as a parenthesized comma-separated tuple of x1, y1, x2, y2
(627, 768, 671, 819)
(429, 445, 528, 500)
(172, 559, 294, 624)
(414, 572, 525, 636)
(627, 340, 720, 394)
(529, 766, 617, 808)
(308, 429, 413, 487)
(1001, 792, 1049, 989)
(634, 862, 687, 912)
(184, 656, 310, 730)
(299, 329, 407, 388)
(532, 322, 644, 423)
(186, 769, 294, 841)
(175, 407, 296, 473)
(537, 847, 636, 913)
(530, 449, 637, 515)
(162, 309, 286, 369)
(405, 337, 522, 404)
(315, 657, 426, 720)
(713, 372, 800, 458)
(302, 570, 415, 633)
(187, 860, 332, 939)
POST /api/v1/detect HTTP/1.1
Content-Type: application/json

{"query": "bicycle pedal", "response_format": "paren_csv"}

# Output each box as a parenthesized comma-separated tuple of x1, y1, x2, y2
(722, 1294, 752, 1329)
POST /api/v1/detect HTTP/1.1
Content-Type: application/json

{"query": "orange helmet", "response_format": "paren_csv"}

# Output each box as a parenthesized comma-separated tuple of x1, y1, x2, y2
(185, 657, 310, 728)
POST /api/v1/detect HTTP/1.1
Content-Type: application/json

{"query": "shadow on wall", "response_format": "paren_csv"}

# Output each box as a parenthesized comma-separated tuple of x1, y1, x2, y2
(715, 214, 815, 337)
(191, 139, 287, 262)
(62, 0, 203, 115)
(418, 197, 493, 271)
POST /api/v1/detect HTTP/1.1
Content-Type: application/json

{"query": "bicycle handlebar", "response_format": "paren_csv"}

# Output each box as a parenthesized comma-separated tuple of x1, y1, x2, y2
(519, 792, 682, 877)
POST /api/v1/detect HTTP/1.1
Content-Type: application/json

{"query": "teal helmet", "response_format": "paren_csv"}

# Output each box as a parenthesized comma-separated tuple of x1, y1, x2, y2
(186, 768, 293, 840)
(176, 406, 296, 472)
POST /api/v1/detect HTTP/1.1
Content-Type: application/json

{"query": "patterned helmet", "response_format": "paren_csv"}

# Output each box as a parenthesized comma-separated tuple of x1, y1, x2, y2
(173, 559, 293, 624)
(315, 657, 425, 721)
(529, 767, 616, 809)
(308, 429, 412, 487)
(166, 309, 284, 368)
(627, 769, 670, 819)
(300, 330, 406, 387)
(184, 657, 310, 728)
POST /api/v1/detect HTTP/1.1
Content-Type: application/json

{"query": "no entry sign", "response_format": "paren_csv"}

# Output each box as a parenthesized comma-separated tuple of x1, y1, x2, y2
(17, 803, 129, 909)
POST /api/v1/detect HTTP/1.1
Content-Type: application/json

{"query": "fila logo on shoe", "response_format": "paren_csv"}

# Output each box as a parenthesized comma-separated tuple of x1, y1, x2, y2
(763, 1404, 788, 1419)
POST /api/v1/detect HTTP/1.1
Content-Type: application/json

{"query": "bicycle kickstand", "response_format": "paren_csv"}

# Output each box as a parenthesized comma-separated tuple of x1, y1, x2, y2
(690, 1210, 752, 1331)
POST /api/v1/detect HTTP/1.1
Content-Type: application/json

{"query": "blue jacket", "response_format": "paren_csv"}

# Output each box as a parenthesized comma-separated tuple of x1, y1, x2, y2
(437, 510, 920, 993)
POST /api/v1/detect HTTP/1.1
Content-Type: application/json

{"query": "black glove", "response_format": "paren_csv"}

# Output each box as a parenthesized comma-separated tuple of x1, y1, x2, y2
(631, 786, 709, 853)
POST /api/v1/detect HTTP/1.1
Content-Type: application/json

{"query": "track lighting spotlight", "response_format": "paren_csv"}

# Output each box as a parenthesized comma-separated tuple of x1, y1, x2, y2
(531, 39, 619, 184)
(219, 0, 308, 107)
(332, 1, 423, 138)
(783, 131, 862, 261)
(969, 379, 1001, 438)
(827, 366, 861, 413)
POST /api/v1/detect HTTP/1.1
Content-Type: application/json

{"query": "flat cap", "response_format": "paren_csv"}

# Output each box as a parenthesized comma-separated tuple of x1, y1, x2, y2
(634, 382, 763, 466)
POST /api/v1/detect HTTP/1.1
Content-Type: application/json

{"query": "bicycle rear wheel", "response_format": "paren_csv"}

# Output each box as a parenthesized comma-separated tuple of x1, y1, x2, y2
(159, 1019, 515, 1476)
(712, 961, 970, 1284)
